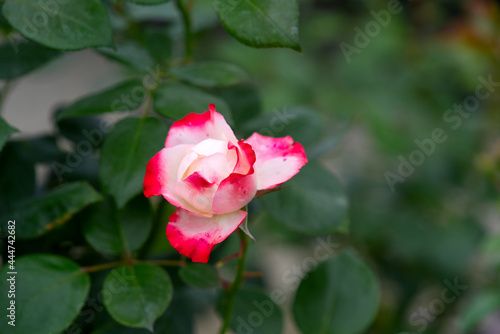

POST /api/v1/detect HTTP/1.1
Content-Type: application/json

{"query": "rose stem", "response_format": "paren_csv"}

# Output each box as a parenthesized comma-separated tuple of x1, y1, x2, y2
(219, 229, 250, 334)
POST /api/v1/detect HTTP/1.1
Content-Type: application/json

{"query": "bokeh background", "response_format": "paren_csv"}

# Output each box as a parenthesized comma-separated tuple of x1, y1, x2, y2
(1, 0, 500, 333)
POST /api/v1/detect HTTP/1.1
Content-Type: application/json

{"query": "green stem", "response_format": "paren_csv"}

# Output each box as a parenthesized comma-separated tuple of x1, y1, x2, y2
(0, 81, 12, 115)
(175, 0, 194, 61)
(141, 93, 152, 119)
(144, 259, 184, 267)
(80, 258, 183, 274)
(219, 229, 250, 334)
(81, 260, 127, 274)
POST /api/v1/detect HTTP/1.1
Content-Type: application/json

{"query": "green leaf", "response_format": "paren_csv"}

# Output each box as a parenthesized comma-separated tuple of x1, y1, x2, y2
(214, 0, 301, 52)
(92, 290, 196, 334)
(141, 28, 172, 63)
(0, 40, 60, 79)
(103, 264, 173, 330)
(0, 116, 18, 151)
(57, 79, 145, 121)
(171, 61, 248, 87)
(3, 0, 113, 50)
(229, 287, 283, 334)
(461, 290, 500, 331)
(123, 0, 172, 5)
(263, 161, 349, 235)
(214, 83, 261, 125)
(153, 82, 233, 124)
(293, 250, 379, 334)
(55, 112, 106, 145)
(97, 41, 156, 70)
(8, 135, 62, 163)
(83, 196, 153, 255)
(0, 181, 102, 239)
(99, 117, 168, 208)
(179, 263, 219, 288)
(0, 254, 90, 334)
(0, 142, 35, 214)
(241, 106, 322, 149)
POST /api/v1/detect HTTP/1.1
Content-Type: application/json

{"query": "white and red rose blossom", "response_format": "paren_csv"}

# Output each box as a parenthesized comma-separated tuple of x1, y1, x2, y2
(143, 104, 307, 262)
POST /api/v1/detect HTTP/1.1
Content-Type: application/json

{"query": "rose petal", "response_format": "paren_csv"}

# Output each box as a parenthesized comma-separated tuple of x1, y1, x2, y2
(166, 208, 247, 263)
(230, 140, 256, 175)
(174, 172, 216, 216)
(143, 144, 193, 199)
(165, 104, 238, 148)
(212, 173, 257, 215)
(192, 138, 228, 156)
(245, 133, 308, 190)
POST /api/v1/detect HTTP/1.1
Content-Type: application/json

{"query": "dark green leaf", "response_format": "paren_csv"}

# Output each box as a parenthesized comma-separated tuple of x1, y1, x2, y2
(179, 263, 219, 288)
(3, 0, 113, 50)
(97, 41, 156, 70)
(55, 112, 107, 146)
(241, 106, 322, 149)
(0, 181, 102, 239)
(99, 117, 168, 208)
(0, 116, 18, 151)
(215, 83, 261, 125)
(0, 40, 60, 79)
(141, 28, 172, 62)
(229, 287, 283, 334)
(263, 161, 349, 234)
(103, 264, 173, 330)
(83, 196, 153, 255)
(9, 135, 62, 163)
(92, 289, 196, 334)
(171, 61, 248, 87)
(214, 0, 301, 52)
(57, 79, 145, 121)
(0, 143, 35, 213)
(0, 3, 12, 33)
(153, 82, 233, 124)
(0, 254, 90, 334)
(293, 250, 379, 334)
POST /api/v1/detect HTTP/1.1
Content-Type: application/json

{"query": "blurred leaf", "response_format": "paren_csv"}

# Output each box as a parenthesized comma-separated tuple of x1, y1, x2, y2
(0, 143, 35, 213)
(97, 41, 155, 70)
(461, 290, 500, 332)
(293, 250, 379, 334)
(214, 83, 262, 126)
(307, 117, 351, 160)
(99, 117, 168, 208)
(141, 28, 172, 62)
(57, 79, 145, 121)
(83, 196, 152, 256)
(103, 264, 173, 330)
(9, 135, 62, 163)
(0, 181, 102, 239)
(0, 254, 90, 334)
(92, 289, 196, 334)
(55, 112, 106, 146)
(214, 0, 301, 52)
(228, 286, 283, 334)
(241, 106, 322, 149)
(0, 40, 60, 79)
(263, 161, 349, 235)
(0, 3, 11, 33)
(123, 0, 172, 4)
(171, 61, 248, 87)
(0, 116, 18, 151)
(2, 0, 113, 50)
(153, 82, 233, 124)
(179, 263, 219, 288)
